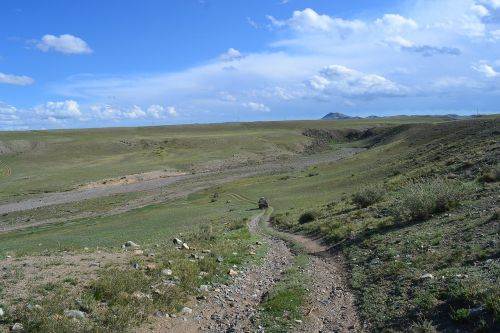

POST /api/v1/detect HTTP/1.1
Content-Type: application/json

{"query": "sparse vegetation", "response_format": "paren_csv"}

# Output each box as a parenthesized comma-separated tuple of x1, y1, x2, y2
(391, 177, 475, 223)
(298, 210, 320, 224)
(351, 184, 384, 208)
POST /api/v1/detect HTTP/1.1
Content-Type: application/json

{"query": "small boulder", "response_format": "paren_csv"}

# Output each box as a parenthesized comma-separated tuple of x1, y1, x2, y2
(162, 268, 173, 276)
(173, 238, 183, 245)
(199, 284, 210, 292)
(181, 307, 193, 314)
(124, 241, 139, 248)
(216, 256, 224, 263)
(133, 249, 144, 256)
(228, 269, 238, 276)
(420, 273, 434, 280)
(12, 323, 24, 332)
(201, 249, 211, 254)
(0, 308, 4, 317)
(181, 243, 190, 250)
(64, 309, 86, 319)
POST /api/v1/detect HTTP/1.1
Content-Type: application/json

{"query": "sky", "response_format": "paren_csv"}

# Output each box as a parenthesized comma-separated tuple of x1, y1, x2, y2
(0, 0, 500, 130)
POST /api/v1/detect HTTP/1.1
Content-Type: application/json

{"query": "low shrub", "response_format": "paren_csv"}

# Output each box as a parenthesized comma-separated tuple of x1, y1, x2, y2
(352, 185, 384, 208)
(391, 177, 474, 223)
(298, 211, 320, 224)
(479, 165, 499, 183)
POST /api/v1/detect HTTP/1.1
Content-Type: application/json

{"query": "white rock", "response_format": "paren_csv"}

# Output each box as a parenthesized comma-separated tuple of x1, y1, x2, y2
(181, 307, 193, 314)
(199, 285, 210, 292)
(12, 323, 24, 332)
(181, 243, 190, 250)
(173, 238, 183, 245)
(0, 308, 4, 317)
(161, 269, 173, 276)
(124, 241, 139, 247)
(64, 309, 86, 319)
(420, 273, 434, 280)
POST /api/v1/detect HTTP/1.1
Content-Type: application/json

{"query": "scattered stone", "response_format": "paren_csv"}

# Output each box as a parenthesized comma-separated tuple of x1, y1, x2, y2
(132, 263, 140, 269)
(294, 319, 303, 324)
(216, 256, 224, 263)
(202, 249, 211, 254)
(199, 285, 210, 292)
(173, 238, 183, 245)
(181, 243, 190, 250)
(228, 269, 238, 276)
(133, 249, 144, 256)
(162, 268, 173, 276)
(12, 323, 24, 332)
(154, 310, 166, 318)
(420, 273, 434, 280)
(0, 308, 4, 317)
(249, 251, 256, 256)
(256, 241, 263, 245)
(199, 271, 209, 277)
(64, 309, 86, 319)
(190, 253, 199, 259)
(124, 241, 139, 248)
(145, 263, 157, 270)
(181, 307, 193, 314)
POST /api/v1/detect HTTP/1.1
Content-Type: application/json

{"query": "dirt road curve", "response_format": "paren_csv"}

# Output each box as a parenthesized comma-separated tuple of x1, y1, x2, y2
(140, 211, 364, 333)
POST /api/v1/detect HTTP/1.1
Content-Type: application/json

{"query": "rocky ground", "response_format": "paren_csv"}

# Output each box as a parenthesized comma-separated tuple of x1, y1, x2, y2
(139, 211, 364, 333)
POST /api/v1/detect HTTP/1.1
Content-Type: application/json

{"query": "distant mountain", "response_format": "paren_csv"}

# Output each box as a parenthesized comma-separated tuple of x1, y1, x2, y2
(322, 112, 361, 120)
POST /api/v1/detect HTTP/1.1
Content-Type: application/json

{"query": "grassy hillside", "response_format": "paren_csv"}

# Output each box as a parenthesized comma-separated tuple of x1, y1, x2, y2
(0, 116, 497, 332)
(239, 118, 499, 332)
(0, 117, 451, 202)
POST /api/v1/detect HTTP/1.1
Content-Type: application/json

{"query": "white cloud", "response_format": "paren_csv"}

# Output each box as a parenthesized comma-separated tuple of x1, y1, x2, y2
(375, 14, 418, 31)
(218, 48, 244, 61)
(124, 105, 146, 119)
(472, 63, 500, 77)
(37, 34, 92, 54)
(166, 106, 179, 116)
(34, 100, 81, 119)
(0, 72, 34, 85)
(307, 65, 406, 99)
(471, 4, 490, 17)
(242, 102, 271, 112)
(479, 0, 500, 9)
(267, 8, 365, 35)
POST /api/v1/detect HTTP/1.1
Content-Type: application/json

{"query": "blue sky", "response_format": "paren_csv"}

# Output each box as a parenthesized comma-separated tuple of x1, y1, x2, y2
(1, 0, 499, 129)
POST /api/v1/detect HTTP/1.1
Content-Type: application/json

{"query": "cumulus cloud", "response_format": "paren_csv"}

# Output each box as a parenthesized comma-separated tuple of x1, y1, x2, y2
(471, 4, 490, 17)
(242, 102, 271, 112)
(0, 102, 19, 125)
(0, 72, 34, 85)
(34, 100, 81, 119)
(479, 0, 500, 9)
(218, 48, 244, 61)
(267, 8, 365, 36)
(36, 34, 92, 54)
(375, 14, 418, 31)
(307, 65, 406, 99)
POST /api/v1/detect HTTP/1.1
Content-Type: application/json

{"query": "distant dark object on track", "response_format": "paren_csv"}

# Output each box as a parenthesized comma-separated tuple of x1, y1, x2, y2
(258, 197, 269, 209)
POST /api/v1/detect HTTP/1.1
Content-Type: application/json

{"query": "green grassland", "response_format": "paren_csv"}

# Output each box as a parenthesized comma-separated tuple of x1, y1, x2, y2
(0, 116, 498, 332)
(0, 117, 452, 202)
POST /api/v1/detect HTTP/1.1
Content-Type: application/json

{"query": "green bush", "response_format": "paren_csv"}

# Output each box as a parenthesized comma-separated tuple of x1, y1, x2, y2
(298, 211, 320, 224)
(479, 165, 499, 182)
(450, 308, 471, 322)
(352, 185, 384, 208)
(391, 178, 473, 223)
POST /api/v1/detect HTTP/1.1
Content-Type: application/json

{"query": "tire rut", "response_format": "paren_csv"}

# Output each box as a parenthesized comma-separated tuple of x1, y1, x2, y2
(140, 211, 295, 333)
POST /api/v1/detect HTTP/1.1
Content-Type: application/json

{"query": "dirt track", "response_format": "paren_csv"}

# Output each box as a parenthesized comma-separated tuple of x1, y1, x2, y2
(140, 209, 363, 333)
